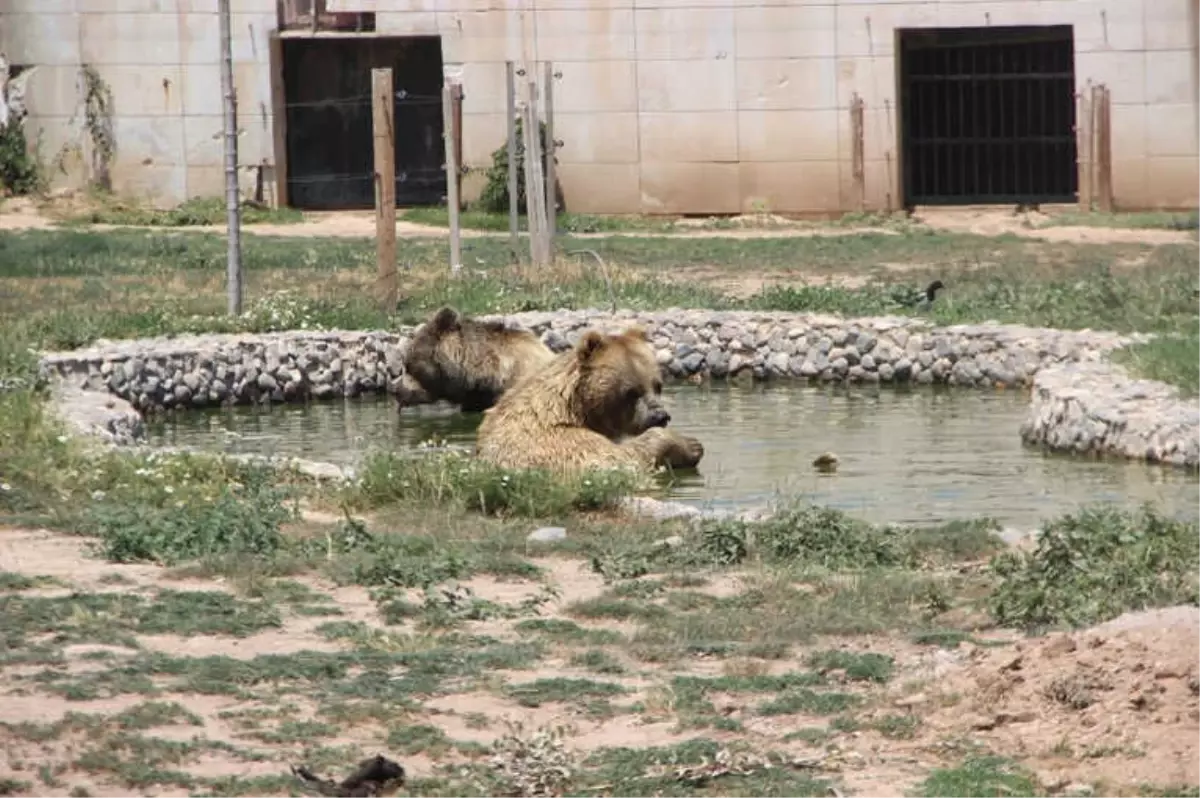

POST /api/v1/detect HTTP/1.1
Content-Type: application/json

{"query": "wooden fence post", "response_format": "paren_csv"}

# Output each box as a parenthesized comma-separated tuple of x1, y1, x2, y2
(850, 92, 865, 212)
(442, 82, 463, 274)
(1095, 84, 1113, 212)
(543, 61, 557, 250)
(505, 62, 519, 261)
(371, 68, 397, 312)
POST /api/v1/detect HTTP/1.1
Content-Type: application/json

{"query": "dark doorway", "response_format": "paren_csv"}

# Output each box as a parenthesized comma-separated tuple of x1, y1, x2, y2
(280, 36, 445, 210)
(899, 25, 1077, 206)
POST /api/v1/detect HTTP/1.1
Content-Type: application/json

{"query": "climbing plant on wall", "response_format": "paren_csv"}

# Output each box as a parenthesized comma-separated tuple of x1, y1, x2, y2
(477, 117, 560, 215)
(80, 64, 115, 191)
(0, 59, 44, 196)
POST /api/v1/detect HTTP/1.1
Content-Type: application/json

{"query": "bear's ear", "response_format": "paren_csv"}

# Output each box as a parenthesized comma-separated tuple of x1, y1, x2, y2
(431, 306, 461, 332)
(620, 325, 649, 342)
(577, 330, 607, 362)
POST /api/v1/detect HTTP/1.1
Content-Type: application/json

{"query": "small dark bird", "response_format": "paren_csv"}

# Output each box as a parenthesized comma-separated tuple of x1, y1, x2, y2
(890, 280, 945, 313)
(291, 755, 407, 797)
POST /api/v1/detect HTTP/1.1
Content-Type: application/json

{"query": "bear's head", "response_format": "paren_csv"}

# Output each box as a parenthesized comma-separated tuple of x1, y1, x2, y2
(571, 326, 669, 438)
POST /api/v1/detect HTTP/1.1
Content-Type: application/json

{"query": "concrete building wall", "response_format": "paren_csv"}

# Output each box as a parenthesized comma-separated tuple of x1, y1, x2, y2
(2, 0, 279, 207)
(4, 0, 1197, 213)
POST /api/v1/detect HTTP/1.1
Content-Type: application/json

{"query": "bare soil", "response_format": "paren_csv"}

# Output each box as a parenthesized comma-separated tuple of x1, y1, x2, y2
(1, 524, 1195, 797)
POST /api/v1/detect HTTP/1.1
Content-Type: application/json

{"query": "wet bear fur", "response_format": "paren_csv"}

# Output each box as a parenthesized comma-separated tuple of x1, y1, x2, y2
(398, 308, 674, 433)
(399, 306, 556, 413)
(474, 325, 704, 474)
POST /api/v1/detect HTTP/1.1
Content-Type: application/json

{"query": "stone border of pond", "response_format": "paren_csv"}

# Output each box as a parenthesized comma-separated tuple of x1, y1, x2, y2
(37, 309, 1199, 470)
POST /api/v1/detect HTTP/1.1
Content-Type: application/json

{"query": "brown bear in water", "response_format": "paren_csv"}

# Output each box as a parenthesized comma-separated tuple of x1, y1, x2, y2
(398, 306, 556, 413)
(475, 325, 704, 473)
(397, 307, 673, 433)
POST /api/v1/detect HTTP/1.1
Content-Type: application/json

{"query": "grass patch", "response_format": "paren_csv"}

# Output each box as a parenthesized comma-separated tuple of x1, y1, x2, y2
(665, 502, 1004, 572)
(33, 636, 544, 703)
(756, 688, 859, 716)
(569, 648, 627, 675)
(578, 739, 833, 796)
(513, 618, 624, 646)
(504, 677, 628, 707)
(626, 570, 968, 661)
(83, 459, 297, 565)
(4, 226, 1195, 352)
(0, 571, 58, 590)
(401, 206, 679, 234)
(1036, 210, 1199, 231)
(914, 755, 1041, 797)
(988, 504, 1199, 630)
(347, 449, 639, 518)
(1111, 331, 1199, 396)
(63, 195, 304, 228)
(870, 713, 921, 739)
(291, 514, 538, 592)
(805, 649, 894, 682)
(386, 723, 455, 756)
(1, 588, 281, 651)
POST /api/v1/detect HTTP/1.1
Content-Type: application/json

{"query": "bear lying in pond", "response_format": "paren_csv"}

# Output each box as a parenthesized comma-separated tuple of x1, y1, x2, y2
(398, 306, 555, 413)
(397, 307, 673, 432)
(475, 325, 704, 474)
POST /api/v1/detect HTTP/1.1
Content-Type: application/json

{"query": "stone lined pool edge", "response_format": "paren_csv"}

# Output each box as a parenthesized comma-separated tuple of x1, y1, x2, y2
(36, 308, 1199, 470)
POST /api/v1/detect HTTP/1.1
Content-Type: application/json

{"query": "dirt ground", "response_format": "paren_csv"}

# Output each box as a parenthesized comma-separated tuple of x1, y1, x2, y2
(1, 523, 1195, 798)
(1, 195, 1195, 247)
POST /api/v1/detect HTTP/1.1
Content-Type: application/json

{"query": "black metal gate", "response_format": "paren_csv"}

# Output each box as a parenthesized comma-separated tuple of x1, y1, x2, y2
(282, 36, 447, 210)
(899, 25, 1078, 206)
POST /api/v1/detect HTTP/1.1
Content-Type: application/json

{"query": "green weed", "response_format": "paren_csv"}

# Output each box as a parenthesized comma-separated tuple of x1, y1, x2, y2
(83, 460, 297, 565)
(914, 755, 1041, 797)
(654, 502, 1003, 572)
(1112, 331, 1200, 396)
(402, 206, 677, 235)
(1036, 210, 1199, 231)
(806, 650, 895, 682)
(0, 571, 56, 590)
(386, 723, 454, 756)
(513, 618, 624, 646)
(628, 571, 969, 660)
(348, 449, 639, 517)
(0, 779, 31, 797)
(988, 504, 1200, 629)
(569, 648, 627, 675)
(504, 677, 628, 707)
(65, 195, 304, 228)
(579, 739, 833, 796)
(756, 688, 859, 716)
(3, 588, 281, 656)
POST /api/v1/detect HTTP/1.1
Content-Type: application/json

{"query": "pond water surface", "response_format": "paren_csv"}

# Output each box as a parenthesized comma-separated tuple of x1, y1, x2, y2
(145, 383, 1199, 529)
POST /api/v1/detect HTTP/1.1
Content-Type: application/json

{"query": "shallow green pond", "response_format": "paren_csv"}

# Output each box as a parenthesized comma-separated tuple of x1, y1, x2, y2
(145, 383, 1199, 529)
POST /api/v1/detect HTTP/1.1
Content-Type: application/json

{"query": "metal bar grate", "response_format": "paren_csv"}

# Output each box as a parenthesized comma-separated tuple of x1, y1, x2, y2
(900, 25, 1078, 206)
(281, 36, 447, 211)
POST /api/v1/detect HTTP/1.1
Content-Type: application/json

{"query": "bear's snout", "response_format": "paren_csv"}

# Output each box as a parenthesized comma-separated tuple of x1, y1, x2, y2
(646, 407, 671, 428)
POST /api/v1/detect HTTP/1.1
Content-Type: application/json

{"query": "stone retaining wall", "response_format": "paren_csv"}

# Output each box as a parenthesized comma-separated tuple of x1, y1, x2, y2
(40, 309, 1138, 409)
(1021, 361, 1199, 468)
(37, 308, 1196, 469)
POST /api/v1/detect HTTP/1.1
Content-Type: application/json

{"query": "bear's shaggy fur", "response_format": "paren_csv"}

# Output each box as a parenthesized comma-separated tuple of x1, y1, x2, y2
(474, 326, 704, 473)
(399, 306, 556, 413)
